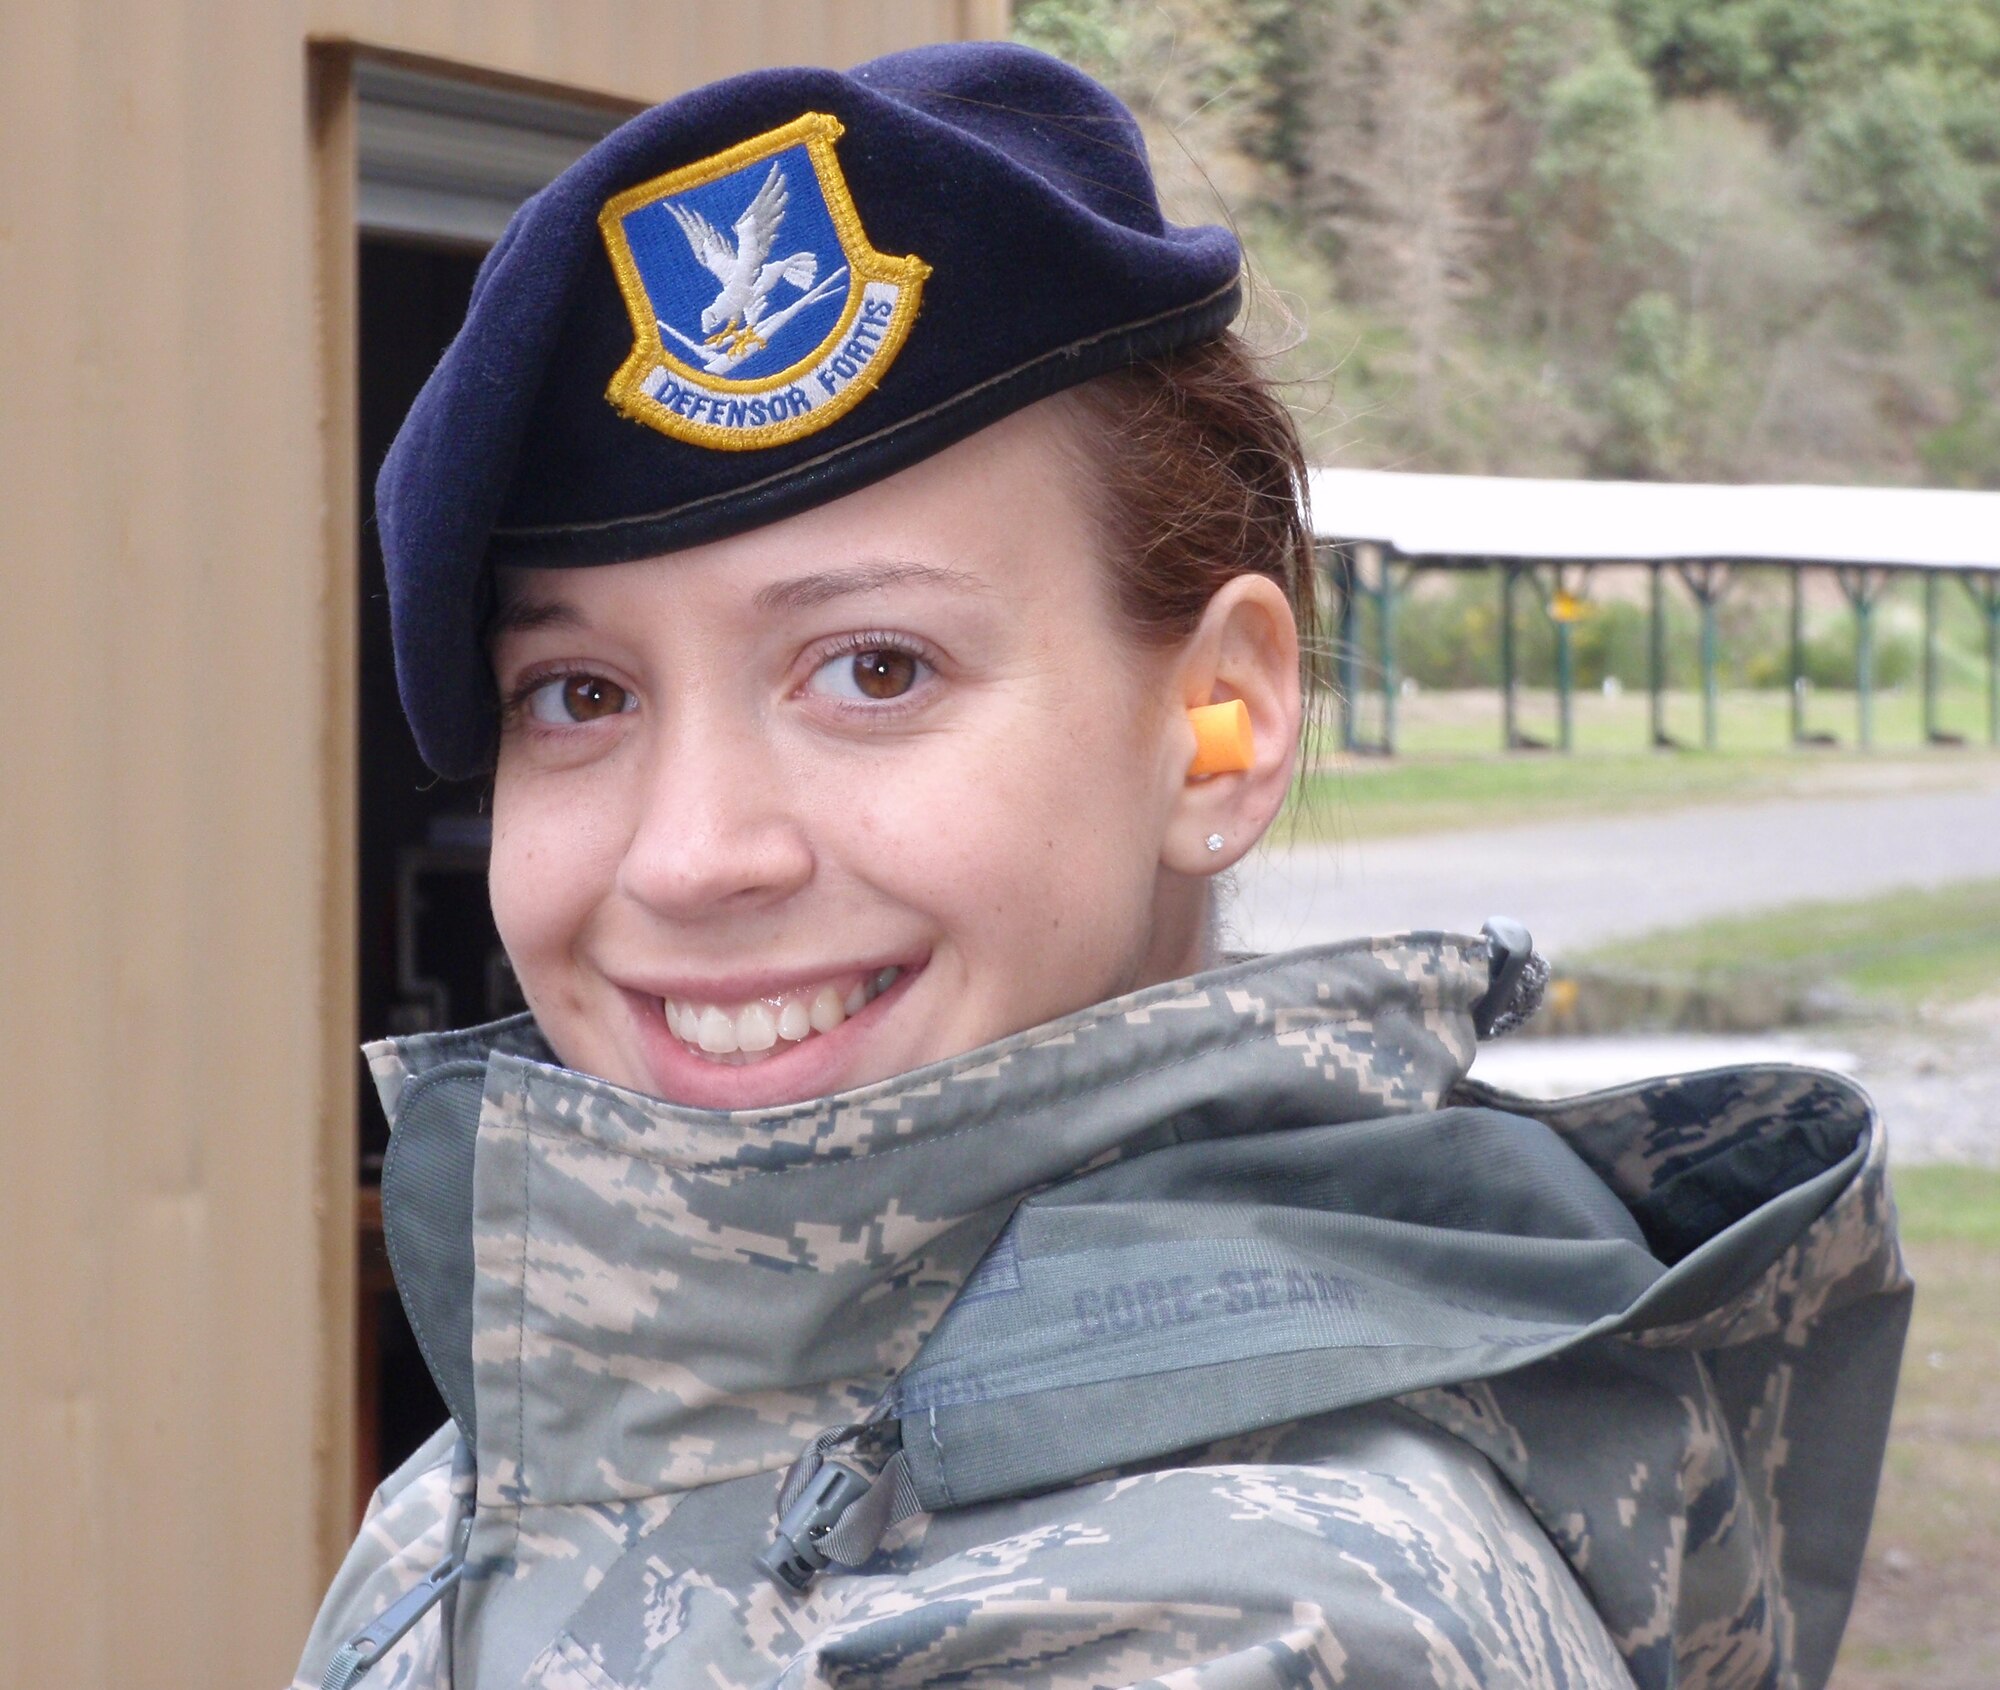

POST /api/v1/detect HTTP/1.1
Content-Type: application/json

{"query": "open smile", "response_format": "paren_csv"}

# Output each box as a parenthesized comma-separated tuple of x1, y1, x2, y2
(663, 965, 905, 1063)
(614, 954, 928, 1108)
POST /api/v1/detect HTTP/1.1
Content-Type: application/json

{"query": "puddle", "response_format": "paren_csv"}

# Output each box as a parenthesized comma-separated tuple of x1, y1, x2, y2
(1469, 1034, 1859, 1099)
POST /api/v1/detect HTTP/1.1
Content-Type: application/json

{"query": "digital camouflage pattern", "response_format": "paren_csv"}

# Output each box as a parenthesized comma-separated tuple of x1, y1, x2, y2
(298, 934, 1907, 1690)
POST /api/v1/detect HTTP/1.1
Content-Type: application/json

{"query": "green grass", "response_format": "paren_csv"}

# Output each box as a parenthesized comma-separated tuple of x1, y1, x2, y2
(1890, 1166, 2000, 1247)
(1287, 747, 1817, 839)
(1277, 689, 2000, 841)
(1832, 1224, 2000, 1689)
(1832, 1125, 2000, 1688)
(1574, 881, 2000, 1010)
(1329, 684, 1998, 760)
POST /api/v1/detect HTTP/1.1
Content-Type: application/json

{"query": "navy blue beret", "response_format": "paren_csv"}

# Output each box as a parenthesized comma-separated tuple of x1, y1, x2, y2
(379, 41, 1243, 777)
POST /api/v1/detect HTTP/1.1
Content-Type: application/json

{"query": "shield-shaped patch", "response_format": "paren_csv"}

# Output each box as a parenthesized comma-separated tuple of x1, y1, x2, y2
(598, 112, 930, 452)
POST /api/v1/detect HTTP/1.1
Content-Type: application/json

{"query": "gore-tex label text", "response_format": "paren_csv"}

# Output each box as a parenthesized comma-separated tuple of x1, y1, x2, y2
(1073, 1268, 1360, 1338)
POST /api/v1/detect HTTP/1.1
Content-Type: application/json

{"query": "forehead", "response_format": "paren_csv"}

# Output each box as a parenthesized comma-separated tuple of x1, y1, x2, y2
(491, 398, 1110, 629)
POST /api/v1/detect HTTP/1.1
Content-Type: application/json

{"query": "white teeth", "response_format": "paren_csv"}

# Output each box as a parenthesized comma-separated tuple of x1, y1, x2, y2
(665, 966, 909, 1060)
(736, 1001, 778, 1052)
(809, 986, 847, 1034)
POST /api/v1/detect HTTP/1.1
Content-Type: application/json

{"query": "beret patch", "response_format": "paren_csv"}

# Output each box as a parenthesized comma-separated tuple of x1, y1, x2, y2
(599, 112, 929, 451)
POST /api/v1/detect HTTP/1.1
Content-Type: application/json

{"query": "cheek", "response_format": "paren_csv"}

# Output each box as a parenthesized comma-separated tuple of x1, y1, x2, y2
(819, 695, 1165, 963)
(488, 777, 621, 984)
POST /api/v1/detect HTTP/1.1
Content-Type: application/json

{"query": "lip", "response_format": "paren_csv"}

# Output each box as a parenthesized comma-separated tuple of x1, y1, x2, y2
(610, 953, 920, 1007)
(615, 953, 928, 1110)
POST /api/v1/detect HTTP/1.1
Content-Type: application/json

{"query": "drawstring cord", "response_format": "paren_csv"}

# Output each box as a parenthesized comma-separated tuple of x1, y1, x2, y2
(757, 1406, 923, 1592)
(320, 1440, 475, 1690)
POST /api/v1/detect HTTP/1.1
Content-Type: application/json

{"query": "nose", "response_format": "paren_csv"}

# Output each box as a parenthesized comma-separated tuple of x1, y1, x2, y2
(614, 714, 814, 921)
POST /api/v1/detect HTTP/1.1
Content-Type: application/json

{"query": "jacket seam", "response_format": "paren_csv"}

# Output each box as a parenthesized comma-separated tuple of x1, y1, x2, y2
(923, 1407, 952, 1510)
(512, 1112, 532, 1557)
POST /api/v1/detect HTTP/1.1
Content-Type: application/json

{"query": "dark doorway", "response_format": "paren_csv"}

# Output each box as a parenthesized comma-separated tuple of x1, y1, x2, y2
(354, 236, 519, 1504)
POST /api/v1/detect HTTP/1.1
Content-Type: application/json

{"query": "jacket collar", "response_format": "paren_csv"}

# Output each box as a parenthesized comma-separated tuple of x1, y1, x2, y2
(368, 934, 1493, 1512)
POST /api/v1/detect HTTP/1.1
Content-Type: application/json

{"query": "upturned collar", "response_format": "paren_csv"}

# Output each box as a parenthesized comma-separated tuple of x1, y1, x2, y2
(367, 933, 1502, 1511)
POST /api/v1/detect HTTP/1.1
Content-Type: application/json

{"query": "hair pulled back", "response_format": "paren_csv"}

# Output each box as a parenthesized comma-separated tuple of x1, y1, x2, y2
(1062, 332, 1319, 672)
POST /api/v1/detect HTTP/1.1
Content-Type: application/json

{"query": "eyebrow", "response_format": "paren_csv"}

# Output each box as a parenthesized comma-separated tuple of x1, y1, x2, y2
(488, 597, 585, 639)
(487, 559, 987, 637)
(753, 559, 989, 613)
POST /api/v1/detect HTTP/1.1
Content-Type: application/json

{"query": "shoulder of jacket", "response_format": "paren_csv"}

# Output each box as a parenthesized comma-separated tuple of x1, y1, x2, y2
(290, 1425, 460, 1690)
(364, 1420, 460, 1526)
(778, 1429, 1629, 1689)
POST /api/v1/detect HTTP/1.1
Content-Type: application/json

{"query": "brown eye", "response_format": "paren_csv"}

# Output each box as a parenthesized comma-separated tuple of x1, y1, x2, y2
(805, 643, 933, 705)
(523, 674, 633, 725)
(564, 676, 627, 720)
(852, 649, 918, 699)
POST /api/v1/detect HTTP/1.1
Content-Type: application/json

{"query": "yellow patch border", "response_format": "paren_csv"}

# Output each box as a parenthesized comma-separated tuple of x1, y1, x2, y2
(598, 112, 930, 452)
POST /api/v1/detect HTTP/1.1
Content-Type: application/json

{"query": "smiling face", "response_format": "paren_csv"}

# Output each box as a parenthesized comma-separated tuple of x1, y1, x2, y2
(487, 399, 1298, 1110)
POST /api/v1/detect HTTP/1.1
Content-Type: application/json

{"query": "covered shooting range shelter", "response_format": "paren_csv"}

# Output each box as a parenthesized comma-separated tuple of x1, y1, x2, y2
(1310, 469, 2000, 755)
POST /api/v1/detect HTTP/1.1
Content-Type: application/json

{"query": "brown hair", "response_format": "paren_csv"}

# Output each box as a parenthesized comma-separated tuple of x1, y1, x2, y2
(1057, 331, 1320, 674)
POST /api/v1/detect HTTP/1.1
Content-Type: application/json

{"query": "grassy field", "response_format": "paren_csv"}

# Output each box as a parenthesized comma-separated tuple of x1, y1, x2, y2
(1330, 683, 2000, 760)
(1573, 882, 2000, 1009)
(1280, 689, 2000, 842)
(1832, 1167, 2000, 1690)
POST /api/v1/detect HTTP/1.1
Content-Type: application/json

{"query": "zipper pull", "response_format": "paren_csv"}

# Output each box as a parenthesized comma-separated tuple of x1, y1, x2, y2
(320, 1496, 473, 1690)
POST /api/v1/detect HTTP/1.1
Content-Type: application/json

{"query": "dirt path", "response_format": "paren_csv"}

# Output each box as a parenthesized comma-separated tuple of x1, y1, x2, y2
(1228, 775, 2000, 959)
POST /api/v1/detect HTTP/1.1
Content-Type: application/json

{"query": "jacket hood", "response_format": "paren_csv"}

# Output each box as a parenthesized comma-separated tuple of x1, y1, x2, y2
(366, 930, 1907, 1690)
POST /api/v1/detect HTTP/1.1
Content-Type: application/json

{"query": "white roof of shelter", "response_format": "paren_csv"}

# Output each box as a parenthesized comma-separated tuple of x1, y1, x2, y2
(1307, 468, 2000, 571)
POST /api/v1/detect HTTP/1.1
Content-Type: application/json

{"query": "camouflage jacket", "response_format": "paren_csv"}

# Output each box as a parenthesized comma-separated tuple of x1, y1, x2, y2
(295, 933, 1908, 1690)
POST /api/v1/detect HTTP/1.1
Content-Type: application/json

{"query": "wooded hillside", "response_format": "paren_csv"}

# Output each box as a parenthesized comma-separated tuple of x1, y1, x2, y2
(1017, 0, 2000, 487)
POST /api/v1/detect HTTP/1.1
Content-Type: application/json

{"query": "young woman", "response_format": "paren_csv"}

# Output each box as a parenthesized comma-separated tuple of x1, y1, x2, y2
(298, 42, 1907, 1690)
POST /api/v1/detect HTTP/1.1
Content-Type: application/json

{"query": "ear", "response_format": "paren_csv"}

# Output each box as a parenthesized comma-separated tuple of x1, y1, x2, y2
(1160, 573, 1302, 875)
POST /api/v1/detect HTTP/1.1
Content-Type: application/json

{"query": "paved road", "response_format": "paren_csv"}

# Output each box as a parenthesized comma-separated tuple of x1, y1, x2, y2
(1226, 779, 2000, 959)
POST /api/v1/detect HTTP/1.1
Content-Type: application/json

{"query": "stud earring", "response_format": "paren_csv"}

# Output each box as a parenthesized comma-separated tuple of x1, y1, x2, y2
(1205, 833, 1225, 853)
(1187, 700, 1254, 777)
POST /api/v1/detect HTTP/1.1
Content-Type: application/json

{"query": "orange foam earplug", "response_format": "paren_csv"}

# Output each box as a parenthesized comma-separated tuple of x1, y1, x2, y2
(1187, 699, 1255, 777)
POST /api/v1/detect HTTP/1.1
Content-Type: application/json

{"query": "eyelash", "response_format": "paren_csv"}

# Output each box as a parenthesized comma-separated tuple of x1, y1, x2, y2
(498, 666, 626, 731)
(497, 631, 943, 731)
(804, 628, 936, 676)
(802, 629, 941, 709)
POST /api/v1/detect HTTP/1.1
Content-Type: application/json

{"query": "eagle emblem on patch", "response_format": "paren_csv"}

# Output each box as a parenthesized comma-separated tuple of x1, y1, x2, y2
(598, 113, 929, 451)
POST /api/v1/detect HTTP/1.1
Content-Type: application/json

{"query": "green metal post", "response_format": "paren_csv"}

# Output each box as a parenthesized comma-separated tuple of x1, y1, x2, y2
(1501, 564, 1519, 750)
(1553, 578, 1575, 753)
(1991, 583, 2000, 749)
(1923, 571, 1941, 742)
(1972, 574, 2000, 748)
(1649, 562, 1667, 748)
(1676, 563, 1725, 751)
(1835, 568, 1884, 751)
(1856, 594, 1876, 750)
(1789, 565, 1806, 746)
(1377, 555, 1399, 756)
(1335, 550, 1358, 752)
(1700, 593, 1719, 751)
(1990, 581, 2000, 749)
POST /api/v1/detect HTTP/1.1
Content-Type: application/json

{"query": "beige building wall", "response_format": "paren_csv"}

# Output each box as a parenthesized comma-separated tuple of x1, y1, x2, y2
(0, 4, 1006, 1686)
